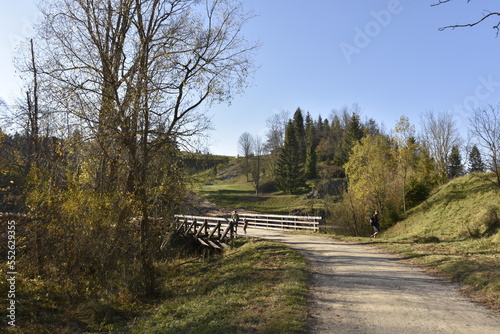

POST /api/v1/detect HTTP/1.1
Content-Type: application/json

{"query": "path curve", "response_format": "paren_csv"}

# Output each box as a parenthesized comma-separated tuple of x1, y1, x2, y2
(244, 229, 499, 334)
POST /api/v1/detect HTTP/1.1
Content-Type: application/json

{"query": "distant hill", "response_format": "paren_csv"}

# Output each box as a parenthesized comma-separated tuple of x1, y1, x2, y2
(386, 173, 499, 242)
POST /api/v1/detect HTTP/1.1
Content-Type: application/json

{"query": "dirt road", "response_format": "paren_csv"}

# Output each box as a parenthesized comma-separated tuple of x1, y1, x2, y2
(245, 229, 499, 334)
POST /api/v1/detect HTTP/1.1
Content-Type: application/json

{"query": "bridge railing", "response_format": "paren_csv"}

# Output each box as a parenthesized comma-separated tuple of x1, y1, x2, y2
(174, 213, 322, 233)
(238, 213, 321, 232)
(174, 214, 235, 248)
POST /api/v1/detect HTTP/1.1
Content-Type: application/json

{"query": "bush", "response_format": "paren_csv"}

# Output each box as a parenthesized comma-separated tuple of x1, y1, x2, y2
(326, 192, 371, 237)
(259, 179, 278, 193)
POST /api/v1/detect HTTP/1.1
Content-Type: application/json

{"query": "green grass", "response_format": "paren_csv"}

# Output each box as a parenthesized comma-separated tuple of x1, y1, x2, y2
(1, 238, 308, 333)
(132, 238, 309, 334)
(190, 155, 325, 214)
(199, 177, 323, 214)
(326, 173, 500, 311)
(386, 173, 500, 242)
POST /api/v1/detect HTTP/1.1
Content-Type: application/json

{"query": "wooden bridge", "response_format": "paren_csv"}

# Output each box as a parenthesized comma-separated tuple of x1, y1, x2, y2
(174, 213, 322, 249)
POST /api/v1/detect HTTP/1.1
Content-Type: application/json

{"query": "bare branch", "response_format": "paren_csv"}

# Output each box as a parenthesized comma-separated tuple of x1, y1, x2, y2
(438, 12, 500, 36)
(432, 1, 500, 36)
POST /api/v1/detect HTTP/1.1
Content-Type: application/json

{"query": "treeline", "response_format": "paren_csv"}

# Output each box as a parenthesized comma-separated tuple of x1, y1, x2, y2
(182, 153, 230, 175)
(238, 104, 499, 232)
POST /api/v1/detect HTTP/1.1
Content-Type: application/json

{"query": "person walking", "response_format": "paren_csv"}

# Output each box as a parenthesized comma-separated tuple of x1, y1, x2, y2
(231, 210, 240, 236)
(243, 218, 249, 234)
(370, 210, 380, 238)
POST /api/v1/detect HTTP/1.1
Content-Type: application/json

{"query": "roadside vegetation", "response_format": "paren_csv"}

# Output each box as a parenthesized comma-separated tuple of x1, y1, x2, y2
(380, 173, 500, 311)
(132, 238, 308, 334)
(322, 173, 500, 311)
(0, 237, 309, 333)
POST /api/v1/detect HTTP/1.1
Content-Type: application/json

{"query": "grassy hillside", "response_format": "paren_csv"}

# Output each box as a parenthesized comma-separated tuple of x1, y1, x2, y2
(132, 238, 308, 334)
(379, 173, 499, 310)
(386, 172, 500, 242)
(195, 157, 324, 215)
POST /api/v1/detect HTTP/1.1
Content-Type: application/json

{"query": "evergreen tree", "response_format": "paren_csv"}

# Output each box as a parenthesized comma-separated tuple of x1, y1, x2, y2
(276, 120, 306, 193)
(447, 145, 464, 179)
(305, 113, 318, 179)
(337, 113, 364, 165)
(305, 144, 318, 179)
(293, 108, 306, 163)
(322, 118, 330, 135)
(317, 115, 324, 135)
(468, 145, 485, 173)
(305, 112, 316, 147)
(406, 143, 441, 208)
(365, 118, 380, 137)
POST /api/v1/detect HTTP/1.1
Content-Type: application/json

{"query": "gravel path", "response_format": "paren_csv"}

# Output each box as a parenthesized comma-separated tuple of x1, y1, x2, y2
(244, 229, 499, 334)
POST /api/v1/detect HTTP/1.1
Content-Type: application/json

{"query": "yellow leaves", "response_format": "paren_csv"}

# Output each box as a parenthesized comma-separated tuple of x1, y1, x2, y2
(344, 134, 397, 207)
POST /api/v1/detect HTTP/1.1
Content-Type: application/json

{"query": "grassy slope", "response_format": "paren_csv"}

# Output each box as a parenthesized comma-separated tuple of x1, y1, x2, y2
(386, 173, 500, 241)
(379, 173, 500, 310)
(132, 238, 308, 334)
(199, 180, 312, 214)
(196, 157, 323, 214)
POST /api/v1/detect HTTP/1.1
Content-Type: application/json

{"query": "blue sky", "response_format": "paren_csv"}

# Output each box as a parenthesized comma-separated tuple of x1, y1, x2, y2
(1, 0, 500, 156)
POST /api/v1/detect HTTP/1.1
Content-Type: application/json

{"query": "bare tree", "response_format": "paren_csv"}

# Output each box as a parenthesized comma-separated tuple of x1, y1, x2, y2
(432, 1, 500, 36)
(469, 105, 500, 187)
(264, 110, 290, 176)
(31, 0, 257, 295)
(26, 39, 40, 169)
(251, 135, 263, 194)
(238, 131, 254, 182)
(420, 110, 461, 182)
(264, 110, 289, 153)
(393, 116, 417, 212)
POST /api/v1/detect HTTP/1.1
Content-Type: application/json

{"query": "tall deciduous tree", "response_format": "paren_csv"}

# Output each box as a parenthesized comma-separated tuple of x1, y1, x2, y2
(264, 110, 289, 177)
(393, 116, 417, 212)
(238, 132, 254, 182)
(344, 134, 397, 214)
(31, 0, 257, 295)
(251, 135, 263, 194)
(420, 110, 461, 183)
(469, 105, 500, 187)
